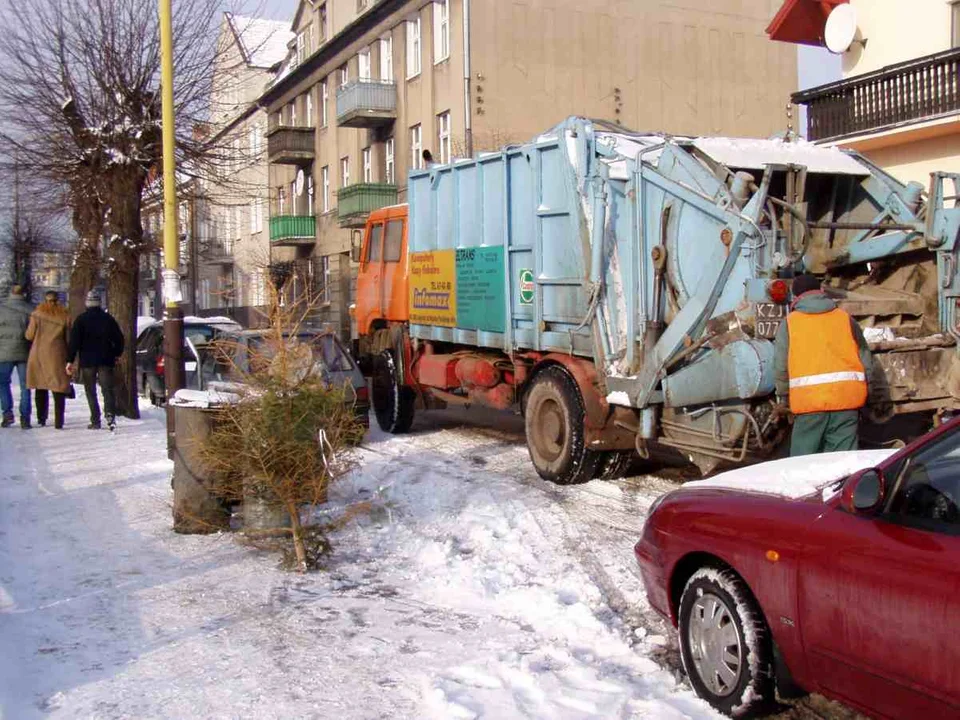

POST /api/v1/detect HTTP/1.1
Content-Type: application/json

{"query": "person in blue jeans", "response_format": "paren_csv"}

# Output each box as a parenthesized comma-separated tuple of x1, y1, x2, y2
(0, 285, 34, 428)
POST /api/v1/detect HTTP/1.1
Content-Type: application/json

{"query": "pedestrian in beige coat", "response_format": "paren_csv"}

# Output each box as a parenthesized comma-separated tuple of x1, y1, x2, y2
(26, 291, 72, 429)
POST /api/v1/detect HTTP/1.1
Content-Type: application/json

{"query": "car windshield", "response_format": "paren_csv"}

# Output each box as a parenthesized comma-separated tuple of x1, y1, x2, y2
(212, 332, 353, 378)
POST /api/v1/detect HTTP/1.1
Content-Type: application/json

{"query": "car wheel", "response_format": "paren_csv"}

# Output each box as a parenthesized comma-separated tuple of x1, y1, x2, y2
(371, 350, 415, 434)
(678, 567, 775, 718)
(524, 366, 601, 485)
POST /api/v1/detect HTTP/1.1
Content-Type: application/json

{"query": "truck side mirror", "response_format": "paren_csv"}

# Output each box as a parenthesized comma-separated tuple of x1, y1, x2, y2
(350, 230, 363, 264)
(841, 468, 886, 515)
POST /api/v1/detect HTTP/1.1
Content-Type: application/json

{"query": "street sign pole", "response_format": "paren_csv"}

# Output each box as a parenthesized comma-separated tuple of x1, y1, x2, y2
(159, 0, 185, 458)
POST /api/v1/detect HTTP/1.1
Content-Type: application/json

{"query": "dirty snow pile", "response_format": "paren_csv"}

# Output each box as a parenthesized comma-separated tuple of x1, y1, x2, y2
(0, 392, 718, 719)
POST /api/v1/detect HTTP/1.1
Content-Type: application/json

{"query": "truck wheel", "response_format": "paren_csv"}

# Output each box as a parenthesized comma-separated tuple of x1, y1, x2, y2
(524, 366, 601, 485)
(678, 567, 776, 718)
(372, 350, 415, 434)
(594, 450, 635, 480)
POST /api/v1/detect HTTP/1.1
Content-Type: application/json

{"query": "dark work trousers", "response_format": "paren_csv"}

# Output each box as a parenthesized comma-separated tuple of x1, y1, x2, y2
(790, 409, 860, 457)
(35, 390, 66, 428)
(81, 366, 117, 424)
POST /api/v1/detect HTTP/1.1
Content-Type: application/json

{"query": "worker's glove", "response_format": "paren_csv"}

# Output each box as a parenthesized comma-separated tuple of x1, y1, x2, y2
(770, 400, 792, 422)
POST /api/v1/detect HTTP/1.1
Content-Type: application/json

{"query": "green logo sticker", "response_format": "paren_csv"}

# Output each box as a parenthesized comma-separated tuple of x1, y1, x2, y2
(519, 268, 535, 305)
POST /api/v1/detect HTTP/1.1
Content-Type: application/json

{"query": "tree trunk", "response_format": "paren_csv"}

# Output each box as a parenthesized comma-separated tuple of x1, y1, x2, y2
(68, 239, 100, 318)
(106, 249, 140, 419)
(286, 499, 307, 574)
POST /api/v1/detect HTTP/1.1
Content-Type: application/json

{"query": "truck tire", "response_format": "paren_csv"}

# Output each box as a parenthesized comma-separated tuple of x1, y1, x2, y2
(372, 350, 415, 434)
(594, 450, 635, 480)
(524, 366, 601, 485)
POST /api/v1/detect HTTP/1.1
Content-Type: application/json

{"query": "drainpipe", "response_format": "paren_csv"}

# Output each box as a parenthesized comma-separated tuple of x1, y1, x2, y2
(462, 0, 473, 157)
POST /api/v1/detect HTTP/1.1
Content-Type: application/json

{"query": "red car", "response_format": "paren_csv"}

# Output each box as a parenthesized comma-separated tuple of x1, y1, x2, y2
(635, 416, 960, 719)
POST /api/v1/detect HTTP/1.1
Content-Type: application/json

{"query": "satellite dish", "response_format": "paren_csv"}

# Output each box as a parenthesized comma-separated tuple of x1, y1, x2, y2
(295, 169, 305, 197)
(824, 4, 859, 54)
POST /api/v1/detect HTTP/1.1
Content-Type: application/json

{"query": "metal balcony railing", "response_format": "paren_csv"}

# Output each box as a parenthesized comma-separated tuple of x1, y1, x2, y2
(336, 80, 397, 128)
(203, 240, 235, 265)
(336, 183, 398, 228)
(269, 215, 316, 245)
(266, 126, 315, 165)
(793, 47, 960, 142)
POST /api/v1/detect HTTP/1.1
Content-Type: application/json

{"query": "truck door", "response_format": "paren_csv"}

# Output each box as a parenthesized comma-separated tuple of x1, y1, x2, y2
(356, 221, 384, 332)
(381, 216, 408, 321)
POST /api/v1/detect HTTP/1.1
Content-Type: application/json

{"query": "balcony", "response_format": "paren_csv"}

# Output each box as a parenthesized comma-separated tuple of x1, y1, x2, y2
(336, 80, 397, 129)
(793, 48, 960, 142)
(337, 183, 398, 228)
(270, 215, 316, 246)
(266, 126, 315, 165)
(203, 240, 234, 266)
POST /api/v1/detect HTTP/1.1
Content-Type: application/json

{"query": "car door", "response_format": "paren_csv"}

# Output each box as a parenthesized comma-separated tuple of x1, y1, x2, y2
(355, 221, 385, 331)
(381, 215, 407, 321)
(798, 429, 960, 719)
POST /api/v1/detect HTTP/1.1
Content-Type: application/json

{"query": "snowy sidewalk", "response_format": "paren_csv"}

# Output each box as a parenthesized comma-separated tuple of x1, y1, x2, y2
(0, 396, 719, 719)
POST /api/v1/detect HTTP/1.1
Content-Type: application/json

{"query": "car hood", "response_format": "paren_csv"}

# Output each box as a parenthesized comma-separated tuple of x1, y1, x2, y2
(683, 449, 898, 501)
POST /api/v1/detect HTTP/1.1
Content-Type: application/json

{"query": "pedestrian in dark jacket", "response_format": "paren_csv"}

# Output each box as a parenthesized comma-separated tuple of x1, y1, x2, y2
(26, 291, 72, 429)
(66, 290, 124, 429)
(773, 275, 874, 456)
(0, 285, 34, 427)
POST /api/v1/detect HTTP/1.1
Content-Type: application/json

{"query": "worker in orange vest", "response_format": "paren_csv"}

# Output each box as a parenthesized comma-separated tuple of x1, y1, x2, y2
(773, 274, 873, 456)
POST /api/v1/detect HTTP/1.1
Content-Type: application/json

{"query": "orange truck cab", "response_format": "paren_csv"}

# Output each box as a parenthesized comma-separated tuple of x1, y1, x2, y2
(354, 204, 410, 347)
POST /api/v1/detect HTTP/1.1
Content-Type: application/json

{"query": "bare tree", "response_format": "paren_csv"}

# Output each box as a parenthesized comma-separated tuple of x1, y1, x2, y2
(0, 0, 258, 418)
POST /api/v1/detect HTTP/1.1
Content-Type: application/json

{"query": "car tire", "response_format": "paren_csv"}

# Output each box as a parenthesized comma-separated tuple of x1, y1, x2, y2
(372, 350, 415, 434)
(524, 366, 601, 485)
(678, 567, 776, 718)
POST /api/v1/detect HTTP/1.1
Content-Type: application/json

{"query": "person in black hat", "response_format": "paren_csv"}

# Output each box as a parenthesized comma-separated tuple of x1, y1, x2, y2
(66, 290, 124, 429)
(773, 275, 873, 456)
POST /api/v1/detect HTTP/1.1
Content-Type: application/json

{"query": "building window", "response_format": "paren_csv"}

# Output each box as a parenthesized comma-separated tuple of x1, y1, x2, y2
(319, 3, 328, 40)
(321, 255, 331, 303)
(278, 186, 286, 215)
(306, 92, 314, 126)
(433, 0, 449, 64)
(340, 156, 350, 188)
(385, 138, 395, 184)
(288, 100, 297, 127)
(296, 31, 306, 65)
(357, 0, 368, 11)
(406, 16, 421, 78)
(437, 111, 451, 164)
(249, 196, 263, 234)
(339, 65, 349, 88)
(200, 279, 210, 310)
(321, 165, 330, 212)
(410, 124, 422, 170)
(307, 174, 315, 216)
(320, 80, 328, 127)
(253, 269, 266, 306)
(359, 47, 372, 82)
(380, 35, 393, 82)
(362, 147, 373, 182)
(953, 2, 960, 47)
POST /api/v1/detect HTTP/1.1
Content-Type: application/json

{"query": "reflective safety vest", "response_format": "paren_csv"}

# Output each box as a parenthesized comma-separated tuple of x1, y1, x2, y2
(787, 307, 867, 415)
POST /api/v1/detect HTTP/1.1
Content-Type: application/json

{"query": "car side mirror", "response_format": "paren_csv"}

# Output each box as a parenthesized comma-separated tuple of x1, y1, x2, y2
(841, 468, 886, 515)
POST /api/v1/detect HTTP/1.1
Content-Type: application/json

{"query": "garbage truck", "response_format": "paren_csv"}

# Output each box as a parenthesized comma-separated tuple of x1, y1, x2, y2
(352, 116, 960, 483)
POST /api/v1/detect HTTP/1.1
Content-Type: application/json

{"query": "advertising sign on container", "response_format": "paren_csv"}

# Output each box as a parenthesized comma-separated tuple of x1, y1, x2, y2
(455, 246, 505, 333)
(409, 250, 457, 327)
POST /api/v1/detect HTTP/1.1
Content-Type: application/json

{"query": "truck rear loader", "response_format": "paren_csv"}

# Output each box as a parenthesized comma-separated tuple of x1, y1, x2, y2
(352, 117, 960, 483)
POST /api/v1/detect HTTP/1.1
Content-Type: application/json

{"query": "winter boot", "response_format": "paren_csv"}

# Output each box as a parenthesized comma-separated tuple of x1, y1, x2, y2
(1, 414, 13, 428)
(88, 420, 102, 430)
(106, 415, 116, 432)
(20, 417, 31, 430)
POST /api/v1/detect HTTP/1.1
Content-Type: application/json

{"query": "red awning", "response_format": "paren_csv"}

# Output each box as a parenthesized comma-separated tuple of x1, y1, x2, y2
(766, 0, 847, 46)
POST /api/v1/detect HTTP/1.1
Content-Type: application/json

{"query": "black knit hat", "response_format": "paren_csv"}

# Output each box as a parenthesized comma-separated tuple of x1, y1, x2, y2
(792, 274, 821, 297)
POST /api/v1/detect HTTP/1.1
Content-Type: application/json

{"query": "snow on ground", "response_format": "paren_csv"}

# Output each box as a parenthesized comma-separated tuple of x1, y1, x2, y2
(0, 389, 721, 720)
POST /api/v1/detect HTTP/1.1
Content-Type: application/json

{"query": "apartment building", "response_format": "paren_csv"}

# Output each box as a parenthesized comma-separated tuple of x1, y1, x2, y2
(769, 0, 960, 186)
(142, 13, 292, 322)
(261, 0, 798, 340)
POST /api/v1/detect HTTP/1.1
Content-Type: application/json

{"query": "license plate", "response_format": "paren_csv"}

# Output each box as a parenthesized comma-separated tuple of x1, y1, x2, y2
(756, 302, 786, 339)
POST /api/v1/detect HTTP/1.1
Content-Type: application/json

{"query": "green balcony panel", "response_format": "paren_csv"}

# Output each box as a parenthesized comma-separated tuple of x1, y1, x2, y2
(270, 215, 316, 246)
(336, 183, 398, 228)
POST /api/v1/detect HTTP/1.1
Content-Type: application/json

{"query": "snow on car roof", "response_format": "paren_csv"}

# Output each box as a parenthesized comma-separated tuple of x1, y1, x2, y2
(686, 449, 898, 500)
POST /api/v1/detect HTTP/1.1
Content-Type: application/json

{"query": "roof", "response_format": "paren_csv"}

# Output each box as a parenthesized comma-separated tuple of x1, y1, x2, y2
(227, 14, 293, 69)
(766, 0, 847, 46)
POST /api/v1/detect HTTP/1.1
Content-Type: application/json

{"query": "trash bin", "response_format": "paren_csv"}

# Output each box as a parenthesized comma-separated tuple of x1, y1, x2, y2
(170, 393, 231, 534)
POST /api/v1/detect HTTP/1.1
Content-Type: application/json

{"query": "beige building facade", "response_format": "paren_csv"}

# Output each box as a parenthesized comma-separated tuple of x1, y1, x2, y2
(770, 0, 960, 187)
(262, 0, 798, 340)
